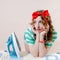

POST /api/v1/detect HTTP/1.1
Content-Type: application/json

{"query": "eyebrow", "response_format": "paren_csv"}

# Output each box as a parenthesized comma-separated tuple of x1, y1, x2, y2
(39, 20, 43, 22)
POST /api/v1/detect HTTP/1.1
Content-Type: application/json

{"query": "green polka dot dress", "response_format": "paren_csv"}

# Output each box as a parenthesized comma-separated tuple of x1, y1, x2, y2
(24, 27, 57, 47)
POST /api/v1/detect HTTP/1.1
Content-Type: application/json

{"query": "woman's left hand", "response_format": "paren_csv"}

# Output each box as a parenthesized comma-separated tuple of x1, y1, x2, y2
(40, 24, 49, 37)
(40, 30, 46, 37)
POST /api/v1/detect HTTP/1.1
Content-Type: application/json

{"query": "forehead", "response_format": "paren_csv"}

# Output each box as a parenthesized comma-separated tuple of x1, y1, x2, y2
(34, 16, 42, 22)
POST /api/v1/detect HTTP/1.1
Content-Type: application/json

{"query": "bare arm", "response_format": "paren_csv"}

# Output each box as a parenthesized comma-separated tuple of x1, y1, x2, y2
(29, 33, 39, 57)
(39, 32, 50, 57)
(19, 42, 30, 57)
(39, 43, 50, 57)
(28, 33, 50, 57)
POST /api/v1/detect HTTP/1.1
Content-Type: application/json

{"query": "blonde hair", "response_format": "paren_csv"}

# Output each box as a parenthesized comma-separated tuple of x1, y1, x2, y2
(30, 10, 54, 43)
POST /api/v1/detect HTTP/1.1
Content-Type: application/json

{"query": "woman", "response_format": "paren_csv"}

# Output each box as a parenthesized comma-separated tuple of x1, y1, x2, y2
(24, 10, 57, 57)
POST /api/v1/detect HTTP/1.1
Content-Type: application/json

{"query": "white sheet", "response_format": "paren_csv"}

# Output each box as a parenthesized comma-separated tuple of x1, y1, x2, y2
(0, 51, 60, 60)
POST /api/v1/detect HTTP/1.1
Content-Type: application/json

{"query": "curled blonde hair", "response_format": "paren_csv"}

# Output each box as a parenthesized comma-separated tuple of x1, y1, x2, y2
(30, 10, 54, 43)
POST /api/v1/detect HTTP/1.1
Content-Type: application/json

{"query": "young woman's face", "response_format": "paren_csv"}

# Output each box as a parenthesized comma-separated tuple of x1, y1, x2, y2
(33, 16, 49, 32)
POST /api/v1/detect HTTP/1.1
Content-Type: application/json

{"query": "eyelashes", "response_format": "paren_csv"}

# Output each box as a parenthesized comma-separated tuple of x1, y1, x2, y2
(41, 17, 44, 20)
(31, 20, 48, 27)
(33, 27, 36, 30)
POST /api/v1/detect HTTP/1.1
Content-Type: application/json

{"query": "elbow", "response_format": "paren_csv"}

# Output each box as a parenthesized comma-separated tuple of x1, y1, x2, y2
(39, 54, 46, 57)
(28, 52, 38, 57)
(31, 53, 39, 57)
(32, 54, 39, 57)
(39, 52, 47, 57)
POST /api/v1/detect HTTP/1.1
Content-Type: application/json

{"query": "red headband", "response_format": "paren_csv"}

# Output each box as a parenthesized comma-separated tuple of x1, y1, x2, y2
(32, 10, 49, 20)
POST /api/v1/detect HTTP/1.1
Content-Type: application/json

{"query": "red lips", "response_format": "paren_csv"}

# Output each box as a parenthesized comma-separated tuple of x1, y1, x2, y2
(36, 28, 45, 32)
(36, 29, 41, 30)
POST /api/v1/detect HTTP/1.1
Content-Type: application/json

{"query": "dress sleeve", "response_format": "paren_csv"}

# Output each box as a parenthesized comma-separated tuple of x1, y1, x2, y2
(24, 27, 35, 45)
(45, 31, 57, 47)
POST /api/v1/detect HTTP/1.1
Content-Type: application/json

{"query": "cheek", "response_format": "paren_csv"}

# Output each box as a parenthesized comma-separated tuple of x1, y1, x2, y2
(34, 25, 38, 29)
(34, 23, 38, 28)
(39, 24, 45, 29)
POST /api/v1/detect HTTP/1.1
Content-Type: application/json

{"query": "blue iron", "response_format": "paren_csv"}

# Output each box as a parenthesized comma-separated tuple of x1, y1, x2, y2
(6, 32, 23, 60)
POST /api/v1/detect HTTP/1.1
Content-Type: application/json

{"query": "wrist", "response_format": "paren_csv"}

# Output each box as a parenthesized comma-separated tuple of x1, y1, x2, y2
(40, 35, 44, 41)
(36, 33, 40, 38)
(35, 33, 40, 42)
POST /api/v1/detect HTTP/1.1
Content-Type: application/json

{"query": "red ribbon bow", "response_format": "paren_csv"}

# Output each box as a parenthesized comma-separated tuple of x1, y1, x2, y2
(32, 10, 49, 20)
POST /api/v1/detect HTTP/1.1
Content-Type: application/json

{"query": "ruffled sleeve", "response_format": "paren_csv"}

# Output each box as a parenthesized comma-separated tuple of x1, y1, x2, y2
(45, 31, 57, 47)
(24, 27, 35, 45)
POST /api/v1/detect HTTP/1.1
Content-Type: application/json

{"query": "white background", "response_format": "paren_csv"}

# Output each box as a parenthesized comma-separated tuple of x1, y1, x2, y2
(0, 0, 60, 54)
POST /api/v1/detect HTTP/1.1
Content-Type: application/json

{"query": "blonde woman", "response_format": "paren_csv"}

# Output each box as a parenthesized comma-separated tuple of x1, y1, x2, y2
(24, 10, 57, 57)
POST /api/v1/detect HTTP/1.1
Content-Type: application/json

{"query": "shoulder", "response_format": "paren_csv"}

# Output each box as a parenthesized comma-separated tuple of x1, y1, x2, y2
(24, 26, 34, 35)
(52, 31, 58, 42)
(24, 26, 35, 45)
(45, 30, 58, 47)
(24, 26, 35, 39)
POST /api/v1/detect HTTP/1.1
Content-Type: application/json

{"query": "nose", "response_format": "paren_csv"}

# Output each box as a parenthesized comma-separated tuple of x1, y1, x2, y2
(37, 23, 43, 29)
(37, 23, 40, 29)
